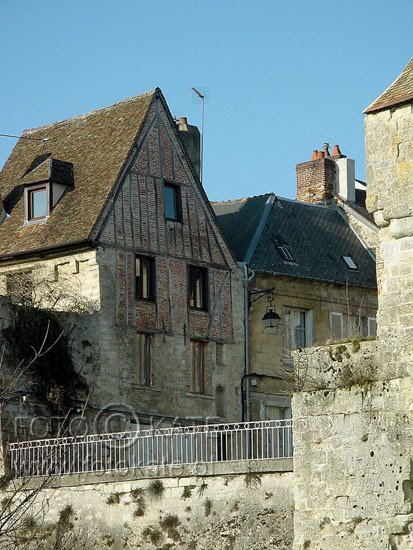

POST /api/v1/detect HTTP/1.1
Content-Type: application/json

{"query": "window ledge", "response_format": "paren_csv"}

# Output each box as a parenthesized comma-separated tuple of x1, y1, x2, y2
(23, 216, 49, 226)
(132, 385, 162, 393)
(185, 392, 215, 401)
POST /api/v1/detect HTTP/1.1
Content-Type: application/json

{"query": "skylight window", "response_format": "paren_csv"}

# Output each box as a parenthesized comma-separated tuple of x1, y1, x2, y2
(277, 245, 295, 262)
(343, 255, 358, 270)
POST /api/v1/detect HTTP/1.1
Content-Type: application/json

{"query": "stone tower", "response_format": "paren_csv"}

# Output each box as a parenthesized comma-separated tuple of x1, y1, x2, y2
(292, 58, 413, 549)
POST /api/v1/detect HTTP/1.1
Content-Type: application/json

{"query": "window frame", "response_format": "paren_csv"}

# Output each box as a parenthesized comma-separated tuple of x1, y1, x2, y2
(282, 307, 313, 365)
(25, 183, 50, 223)
(137, 332, 152, 387)
(191, 340, 206, 394)
(367, 316, 377, 337)
(188, 265, 208, 310)
(330, 311, 344, 340)
(163, 181, 182, 222)
(135, 255, 156, 302)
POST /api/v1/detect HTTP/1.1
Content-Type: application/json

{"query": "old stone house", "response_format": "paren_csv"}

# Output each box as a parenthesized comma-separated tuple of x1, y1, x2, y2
(213, 148, 378, 422)
(0, 89, 244, 437)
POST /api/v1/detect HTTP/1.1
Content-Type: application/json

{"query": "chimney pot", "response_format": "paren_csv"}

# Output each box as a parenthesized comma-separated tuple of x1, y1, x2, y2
(317, 151, 324, 160)
(311, 149, 318, 161)
(178, 116, 189, 131)
(332, 144, 342, 156)
(323, 143, 330, 157)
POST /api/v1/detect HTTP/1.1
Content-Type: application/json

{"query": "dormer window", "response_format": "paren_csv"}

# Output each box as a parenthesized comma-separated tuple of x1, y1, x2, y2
(27, 185, 48, 221)
(22, 156, 74, 225)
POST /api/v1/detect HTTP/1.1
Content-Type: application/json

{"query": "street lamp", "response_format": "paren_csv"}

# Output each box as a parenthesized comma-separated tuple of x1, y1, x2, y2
(250, 288, 281, 330)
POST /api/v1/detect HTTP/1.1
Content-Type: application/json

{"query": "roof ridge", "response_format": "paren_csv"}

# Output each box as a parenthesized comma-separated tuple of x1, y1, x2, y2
(212, 193, 274, 205)
(23, 88, 159, 135)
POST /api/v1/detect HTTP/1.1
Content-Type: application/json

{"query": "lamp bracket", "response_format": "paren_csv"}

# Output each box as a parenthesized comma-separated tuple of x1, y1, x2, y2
(249, 287, 275, 305)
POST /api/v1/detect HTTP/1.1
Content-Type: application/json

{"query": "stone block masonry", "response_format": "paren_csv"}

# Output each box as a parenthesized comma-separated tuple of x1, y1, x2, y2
(292, 343, 413, 549)
(8, 460, 293, 549)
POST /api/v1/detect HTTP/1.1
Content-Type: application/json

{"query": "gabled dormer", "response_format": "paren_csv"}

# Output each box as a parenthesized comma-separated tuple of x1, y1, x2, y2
(21, 154, 74, 224)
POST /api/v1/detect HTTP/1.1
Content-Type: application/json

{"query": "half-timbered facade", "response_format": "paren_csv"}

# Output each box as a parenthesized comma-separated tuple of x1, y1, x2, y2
(0, 89, 244, 433)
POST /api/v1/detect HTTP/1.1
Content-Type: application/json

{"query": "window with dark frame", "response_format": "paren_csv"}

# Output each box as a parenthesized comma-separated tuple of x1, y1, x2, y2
(189, 266, 208, 310)
(135, 255, 155, 301)
(163, 182, 181, 221)
(137, 332, 152, 386)
(27, 185, 48, 221)
(191, 340, 206, 394)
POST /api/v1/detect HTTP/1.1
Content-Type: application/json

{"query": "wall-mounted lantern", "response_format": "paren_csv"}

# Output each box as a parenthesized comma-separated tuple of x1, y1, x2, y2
(250, 288, 281, 330)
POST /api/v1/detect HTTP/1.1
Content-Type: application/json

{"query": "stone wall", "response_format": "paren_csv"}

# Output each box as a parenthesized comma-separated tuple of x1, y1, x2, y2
(365, 102, 413, 354)
(292, 95, 413, 548)
(6, 460, 294, 549)
(293, 369, 413, 550)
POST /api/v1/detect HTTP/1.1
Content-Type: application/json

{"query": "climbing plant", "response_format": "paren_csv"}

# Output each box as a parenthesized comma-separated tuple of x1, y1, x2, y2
(3, 304, 88, 414)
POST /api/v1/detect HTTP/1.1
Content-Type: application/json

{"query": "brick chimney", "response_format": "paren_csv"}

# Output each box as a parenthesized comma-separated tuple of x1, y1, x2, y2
(176, 116, 201, 178)
(296, 144, 357, 204)
(296, 144, 336, 204)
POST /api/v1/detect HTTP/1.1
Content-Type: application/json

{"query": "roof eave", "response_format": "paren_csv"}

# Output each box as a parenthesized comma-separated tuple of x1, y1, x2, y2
(0, 239, 93, 264)
(253, 268, 377, 290)
(364, 94, 413, 115)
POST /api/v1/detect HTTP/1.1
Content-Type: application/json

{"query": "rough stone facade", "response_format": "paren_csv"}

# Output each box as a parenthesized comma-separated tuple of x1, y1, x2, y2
(292, 76, 413, 548)
(8, 460, 293, 549)
(365, 102, 413, 351)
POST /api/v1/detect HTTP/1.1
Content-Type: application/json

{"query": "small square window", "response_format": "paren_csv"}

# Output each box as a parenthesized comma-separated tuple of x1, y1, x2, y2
(137, 332, 152, 386)
(27, 186, 48, 221)
(189, 266, 208, 310)
(191, 340, 206, 394)
(342, 255, 358, 270)
(135, 255, 155, 301)
(164, 182, 181, 221)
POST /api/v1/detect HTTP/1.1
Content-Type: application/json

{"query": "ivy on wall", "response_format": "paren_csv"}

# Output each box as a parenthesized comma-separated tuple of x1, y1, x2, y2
(4, 305, 88, 414)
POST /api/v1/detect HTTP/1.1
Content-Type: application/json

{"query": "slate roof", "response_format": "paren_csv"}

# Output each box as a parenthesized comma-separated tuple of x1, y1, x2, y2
(0, 89, 157, 259)
(210, 194, 273, 262)
(213, 194, 377, 289)
(365, 58, 413, 114)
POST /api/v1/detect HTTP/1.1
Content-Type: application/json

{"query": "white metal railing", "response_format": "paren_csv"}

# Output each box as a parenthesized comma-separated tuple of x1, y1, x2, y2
(9, 419, 293, 478)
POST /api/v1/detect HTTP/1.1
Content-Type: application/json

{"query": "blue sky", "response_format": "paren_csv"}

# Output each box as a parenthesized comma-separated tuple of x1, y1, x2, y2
(0, 1, 411, 201)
